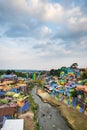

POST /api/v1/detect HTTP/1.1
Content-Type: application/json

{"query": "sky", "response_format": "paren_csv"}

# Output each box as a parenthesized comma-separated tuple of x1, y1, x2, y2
(0, 0, 87, 70)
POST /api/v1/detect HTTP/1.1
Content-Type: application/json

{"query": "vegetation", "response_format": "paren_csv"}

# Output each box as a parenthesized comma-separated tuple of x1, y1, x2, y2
(49, 68, 61, 76)
(28, 94, 37, 121)
(81, 69, 87, 79)
(0, 70, 28, 78)
(49, 63, 87, 80)
(49, 64, 77, 77)
(35, 80, 43, 87)
(0, 99, 8, 104)
(27, 83, 40, 130)
(0, 70, 6, 75)
(70, 63, 78, 69)
(34, 122, 40, 130)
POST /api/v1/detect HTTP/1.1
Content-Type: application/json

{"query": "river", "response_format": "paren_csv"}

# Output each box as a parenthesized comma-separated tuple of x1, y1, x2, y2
(31, 87, 71, 130)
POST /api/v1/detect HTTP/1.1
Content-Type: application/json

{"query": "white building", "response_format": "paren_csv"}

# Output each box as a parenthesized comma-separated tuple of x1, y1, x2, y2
(1, 119, 24, 130)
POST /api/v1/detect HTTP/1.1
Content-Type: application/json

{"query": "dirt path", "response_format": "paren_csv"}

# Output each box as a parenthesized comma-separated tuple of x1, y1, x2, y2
(19, 111, 36, 130)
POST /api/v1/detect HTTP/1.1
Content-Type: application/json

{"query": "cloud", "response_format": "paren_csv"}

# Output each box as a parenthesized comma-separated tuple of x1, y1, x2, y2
(26, 0, 63, 22)
(0, 0, 63, 24)
(66, 6, 87, 33)
(0, 0, 87, 69)
(0, 0, 87, 39)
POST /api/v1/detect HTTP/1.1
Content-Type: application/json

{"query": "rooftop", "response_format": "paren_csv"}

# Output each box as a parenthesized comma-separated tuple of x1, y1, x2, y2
(1, 119, 24, 130)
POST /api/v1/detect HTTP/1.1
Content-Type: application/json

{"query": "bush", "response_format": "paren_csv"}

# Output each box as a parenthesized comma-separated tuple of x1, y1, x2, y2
(0, 99, 8, 104)
(34, 122, 40, 130)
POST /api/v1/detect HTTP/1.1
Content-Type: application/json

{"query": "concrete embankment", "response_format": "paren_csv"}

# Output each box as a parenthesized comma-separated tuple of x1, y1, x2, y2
(37, 89, 87, 130)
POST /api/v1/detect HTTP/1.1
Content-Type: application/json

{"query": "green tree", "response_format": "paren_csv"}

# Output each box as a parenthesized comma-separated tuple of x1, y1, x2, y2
(15, 72, 27, 78)
(5, 70, 15, 75)
(70, 63, 78, 69)
(49, 69, 61, 77)
(0, 70, 5, 75)
(5, 70, 11, 75)
(81, 69, 87, 79)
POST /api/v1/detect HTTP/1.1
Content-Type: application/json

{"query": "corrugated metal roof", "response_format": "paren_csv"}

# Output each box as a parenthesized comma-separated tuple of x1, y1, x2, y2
(0, 106, 17, 116)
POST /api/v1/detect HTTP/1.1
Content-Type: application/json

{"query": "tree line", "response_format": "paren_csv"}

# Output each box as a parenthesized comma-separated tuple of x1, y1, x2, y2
(49, 63, 87, 79)
(0, 70, 27, 78)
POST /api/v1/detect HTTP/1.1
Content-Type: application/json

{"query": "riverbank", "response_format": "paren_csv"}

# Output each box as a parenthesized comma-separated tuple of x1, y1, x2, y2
(31, 87, 71, 130)
(18, 86, 40, 130)
(37, 88, 87, 130)
(19, 111, 36, 130)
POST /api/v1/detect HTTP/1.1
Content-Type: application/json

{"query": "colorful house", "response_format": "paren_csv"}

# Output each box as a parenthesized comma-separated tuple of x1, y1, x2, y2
(17, 96, 30, 113)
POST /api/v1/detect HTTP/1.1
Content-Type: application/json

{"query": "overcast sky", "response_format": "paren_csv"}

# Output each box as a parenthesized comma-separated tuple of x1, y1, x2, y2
(0, 0, 87, 70)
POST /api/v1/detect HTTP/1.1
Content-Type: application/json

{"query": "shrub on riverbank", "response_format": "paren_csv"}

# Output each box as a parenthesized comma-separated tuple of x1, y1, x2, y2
(34, 122, 40, 130)
(27, 83, 40, 130)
